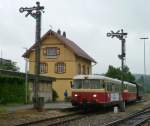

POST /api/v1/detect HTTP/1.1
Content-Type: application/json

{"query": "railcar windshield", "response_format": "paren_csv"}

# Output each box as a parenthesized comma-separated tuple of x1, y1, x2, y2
(73, 79, 102, 89)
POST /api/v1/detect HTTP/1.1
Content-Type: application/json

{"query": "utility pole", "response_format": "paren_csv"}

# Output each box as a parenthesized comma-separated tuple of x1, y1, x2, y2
(19, 2, 44, 109)
(0, 49, 2, 64)
(140, 37, 148, 89)
(107, 29, 128, 112)
(23, 47, 28, 104)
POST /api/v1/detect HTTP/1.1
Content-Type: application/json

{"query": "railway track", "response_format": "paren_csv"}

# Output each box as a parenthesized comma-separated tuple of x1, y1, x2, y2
(104, 106, 150, 126)
(15, 111, 86, 126)
(14, 104, 150, 126)
(14, 108, 109, 126)
(14, 105, 112, 126)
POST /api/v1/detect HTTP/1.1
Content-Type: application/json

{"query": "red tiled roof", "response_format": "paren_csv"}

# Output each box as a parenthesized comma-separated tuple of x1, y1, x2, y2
(23, 30, 96, 63)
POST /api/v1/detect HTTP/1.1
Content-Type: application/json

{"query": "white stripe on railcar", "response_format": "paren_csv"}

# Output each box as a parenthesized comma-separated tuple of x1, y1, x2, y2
(73, 75, 136, 87)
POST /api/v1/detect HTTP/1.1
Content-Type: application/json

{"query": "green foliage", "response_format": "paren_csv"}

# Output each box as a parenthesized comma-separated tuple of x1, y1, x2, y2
(135, 74, 150, 93)
(105, 65, 135, 83)
(0, 106, 7, 113)
(52, 89, 58, 101)
(0, 62, 20, 71)
(0, 75, 25, 104)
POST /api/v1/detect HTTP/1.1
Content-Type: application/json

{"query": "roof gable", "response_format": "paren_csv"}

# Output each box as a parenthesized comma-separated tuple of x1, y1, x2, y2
(23, 30, 96, 63)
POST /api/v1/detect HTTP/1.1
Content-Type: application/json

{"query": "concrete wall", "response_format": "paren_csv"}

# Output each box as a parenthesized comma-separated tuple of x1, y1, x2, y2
(28, 82, 52, 102)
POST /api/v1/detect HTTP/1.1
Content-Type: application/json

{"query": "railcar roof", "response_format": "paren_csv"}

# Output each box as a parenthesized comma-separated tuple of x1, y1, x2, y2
(73, 75, 136, 87)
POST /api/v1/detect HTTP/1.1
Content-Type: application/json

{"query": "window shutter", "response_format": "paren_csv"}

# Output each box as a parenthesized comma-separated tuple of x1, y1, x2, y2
(43, 48, 47, 56)
(55, 64, 57, 73)
(57, 48, 60, 55)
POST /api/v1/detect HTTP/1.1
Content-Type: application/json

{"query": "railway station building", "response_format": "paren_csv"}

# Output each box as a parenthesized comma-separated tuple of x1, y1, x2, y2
(23, 29, 96, 101)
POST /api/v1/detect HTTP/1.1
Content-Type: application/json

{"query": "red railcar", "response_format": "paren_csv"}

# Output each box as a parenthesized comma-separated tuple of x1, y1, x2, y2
(71, 75, 140, 108)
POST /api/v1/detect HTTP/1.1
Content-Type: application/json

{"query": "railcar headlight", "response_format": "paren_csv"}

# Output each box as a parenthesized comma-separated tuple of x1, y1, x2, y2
(93, 94, 97, 97)
(74, 94, 78, 97)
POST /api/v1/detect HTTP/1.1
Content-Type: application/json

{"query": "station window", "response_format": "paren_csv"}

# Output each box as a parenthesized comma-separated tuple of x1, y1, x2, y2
(87, 66, 90, 74)
(43, 47, 60, 58)
(78, 64, 81, 74)
(55, 62, 66, 73)
(40, 63, 48, 74)
(82, 65, 86, 74)
(47, 47, 57, 56)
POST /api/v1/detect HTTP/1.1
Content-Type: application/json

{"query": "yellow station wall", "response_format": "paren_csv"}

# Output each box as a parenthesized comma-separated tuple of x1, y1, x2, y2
(28, 35, 92, 101)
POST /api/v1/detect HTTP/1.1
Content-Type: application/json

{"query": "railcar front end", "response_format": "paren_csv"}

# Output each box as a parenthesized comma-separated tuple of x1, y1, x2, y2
(71, 75, 123, 107)
(72, 89, 108, 106)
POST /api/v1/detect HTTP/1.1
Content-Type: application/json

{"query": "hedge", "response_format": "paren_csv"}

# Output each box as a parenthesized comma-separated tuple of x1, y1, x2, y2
(0, 75, 25, 104)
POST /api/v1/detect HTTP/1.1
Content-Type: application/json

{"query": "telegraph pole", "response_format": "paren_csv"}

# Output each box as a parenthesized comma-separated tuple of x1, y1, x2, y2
(107, 29, 127, 112)
(19, 2, 44, 109)
(140, 37, 148, 88)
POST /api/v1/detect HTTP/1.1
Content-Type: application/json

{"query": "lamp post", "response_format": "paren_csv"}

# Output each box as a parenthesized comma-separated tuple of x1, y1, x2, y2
(140, 37, 148, 87)
(19, 2, 44, 109)
(107, 29, 128, 112)
(0, 49, 2, 64)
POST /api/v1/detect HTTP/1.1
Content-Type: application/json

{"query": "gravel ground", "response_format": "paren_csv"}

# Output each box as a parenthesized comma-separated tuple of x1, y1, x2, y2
(59, 100, 150, 126)
(0, 109, 74, 126)
(0, 97, 150, 126)
(6, 102, 72, 112)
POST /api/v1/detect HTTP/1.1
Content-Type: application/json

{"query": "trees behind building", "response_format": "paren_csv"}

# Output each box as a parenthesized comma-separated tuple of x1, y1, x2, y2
(0, 58, 20, 72)
(105, 65, 135, 83)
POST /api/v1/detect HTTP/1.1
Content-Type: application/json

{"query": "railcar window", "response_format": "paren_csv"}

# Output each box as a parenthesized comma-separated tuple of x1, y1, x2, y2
(107, 83, 112, 91)
(83, 80, 90, 89)
(73, 79, 103, 89)
(124, 84, 127, 89)
(127, 85, 136, 93)
(102, 81, 106, 89)
(112, 83, 116, 92)
(73, 80, 82, 89)
(90, 80, 101, 89)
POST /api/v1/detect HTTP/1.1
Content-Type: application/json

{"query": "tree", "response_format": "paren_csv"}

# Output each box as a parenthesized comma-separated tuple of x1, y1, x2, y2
(105, 65, 135, 83)
(0, 61, 20, 72)
(136, 75, 144, 84)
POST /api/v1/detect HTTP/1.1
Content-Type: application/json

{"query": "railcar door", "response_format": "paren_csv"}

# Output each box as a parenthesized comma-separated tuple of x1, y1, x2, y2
(110, 83, 120, 102)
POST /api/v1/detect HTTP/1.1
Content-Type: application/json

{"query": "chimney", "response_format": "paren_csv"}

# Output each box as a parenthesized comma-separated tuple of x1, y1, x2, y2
(57, 29, 61, 35)
(63, 31, 66, 38)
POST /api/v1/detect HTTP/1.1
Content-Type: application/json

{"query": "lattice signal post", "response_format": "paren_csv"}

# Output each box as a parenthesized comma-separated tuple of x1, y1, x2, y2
(19, 2, 44, 109)
(107, 29, 128, 112)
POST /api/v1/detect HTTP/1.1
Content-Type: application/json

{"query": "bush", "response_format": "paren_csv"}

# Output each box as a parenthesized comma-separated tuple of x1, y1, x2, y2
(0, 75, 25, 104)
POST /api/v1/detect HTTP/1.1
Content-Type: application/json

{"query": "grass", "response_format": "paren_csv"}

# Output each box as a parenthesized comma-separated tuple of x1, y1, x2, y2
(0, 103, 25, 113)
(0, 106, 7, 113)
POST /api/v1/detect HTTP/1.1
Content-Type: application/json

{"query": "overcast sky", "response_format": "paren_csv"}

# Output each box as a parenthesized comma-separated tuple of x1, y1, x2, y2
(1, 0, 150, 74)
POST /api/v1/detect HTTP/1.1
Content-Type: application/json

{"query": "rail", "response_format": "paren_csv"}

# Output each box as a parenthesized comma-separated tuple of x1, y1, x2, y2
(15, 111, 85, 126)
(103, 106, 150, 126)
